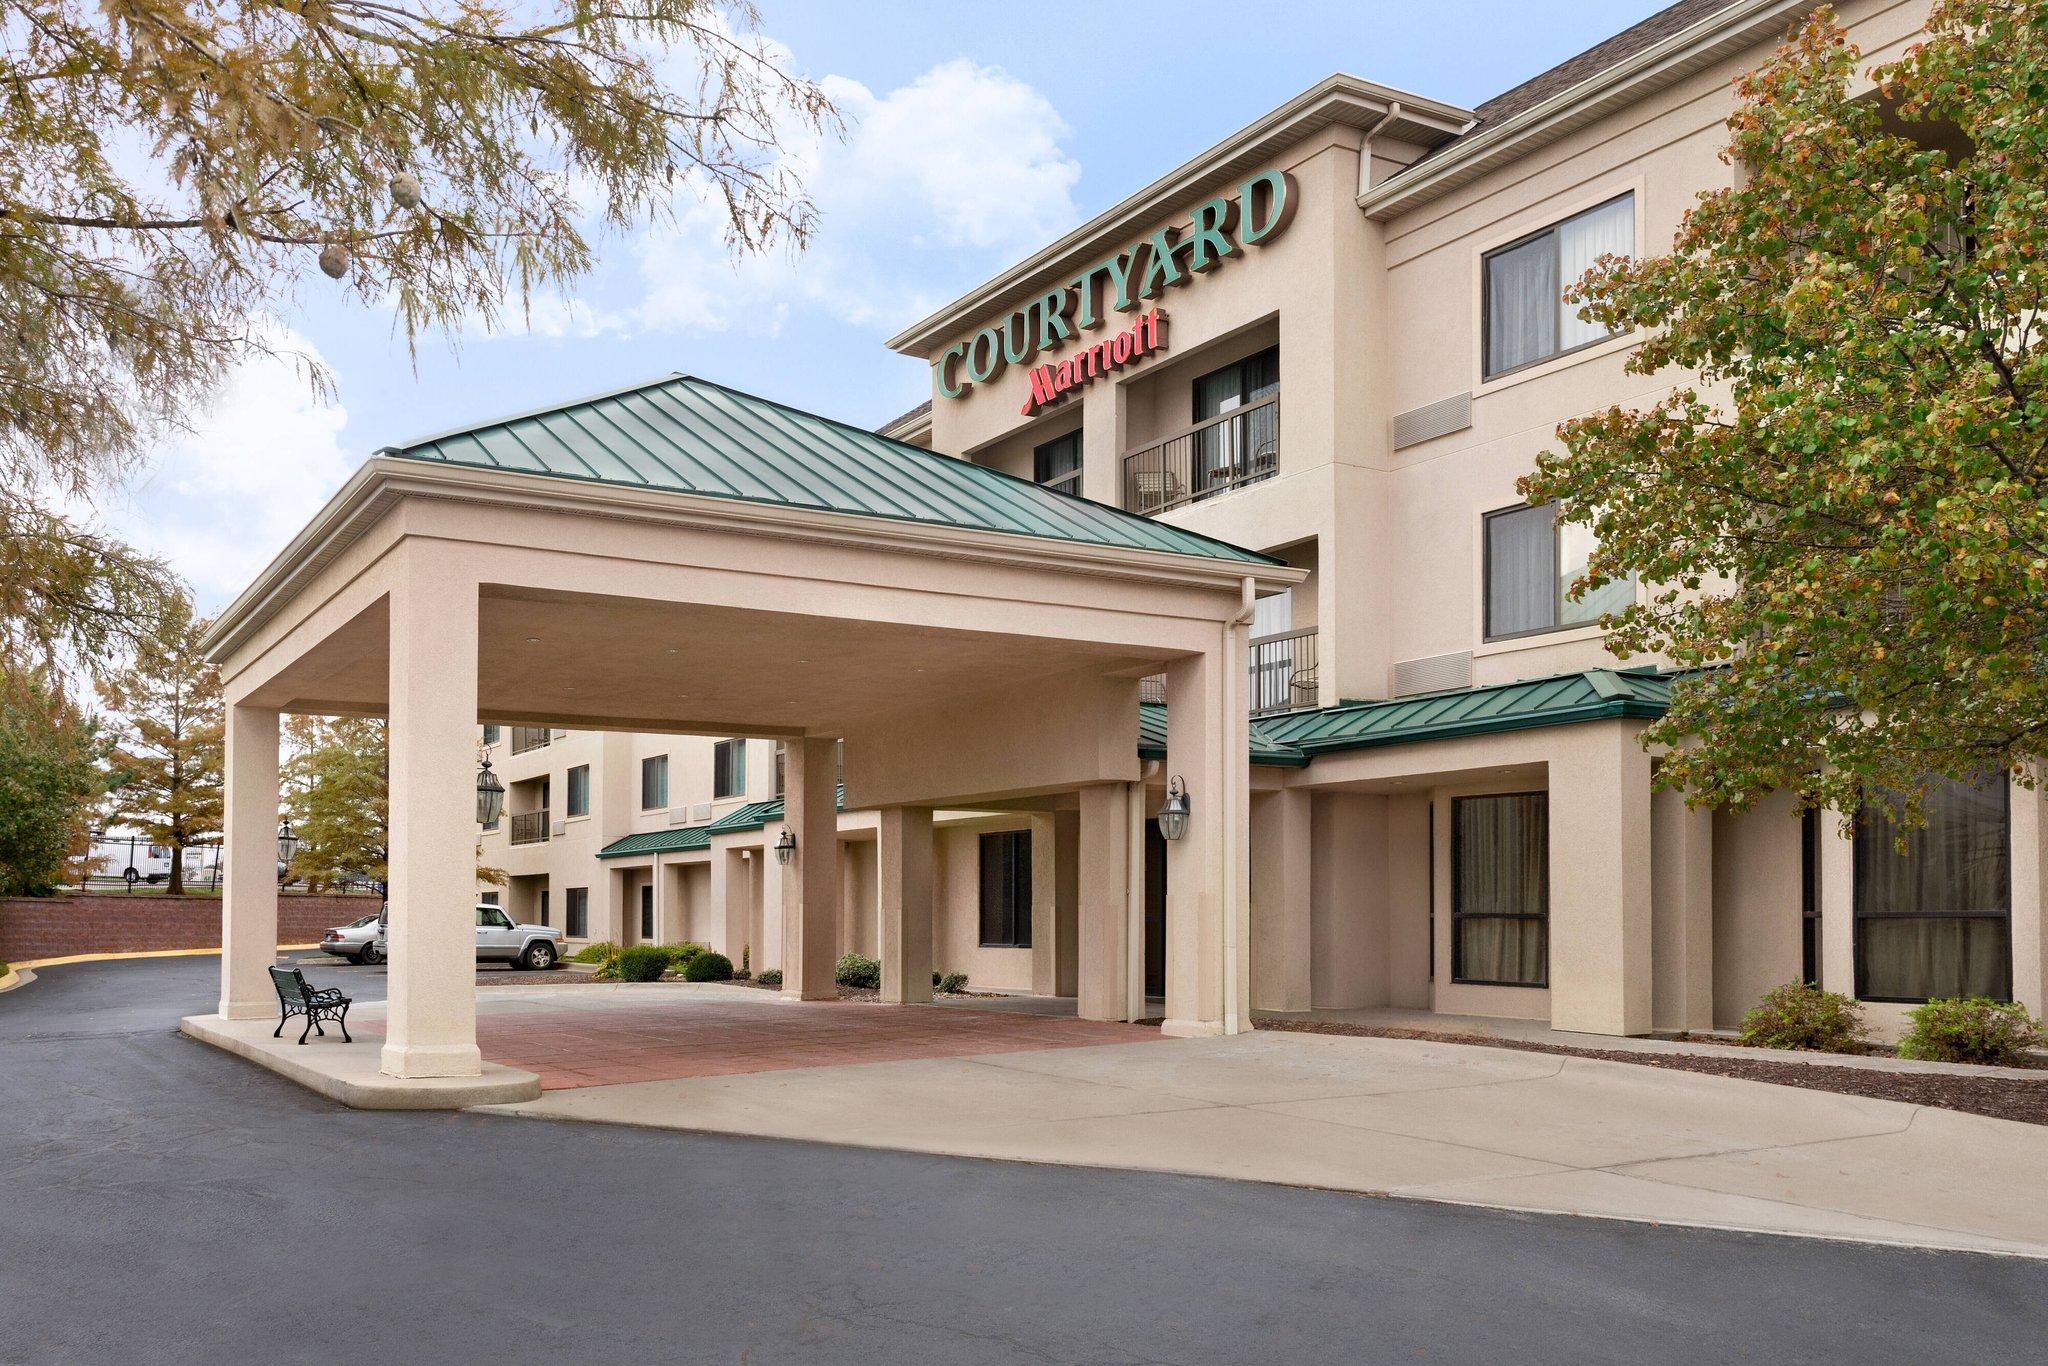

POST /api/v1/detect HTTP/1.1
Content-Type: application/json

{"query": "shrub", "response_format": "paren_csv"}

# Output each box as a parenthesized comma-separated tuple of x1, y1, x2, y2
(664, 942, 708, 967)
(935, 971, 968, 995)
(682, 950, 734, 982)
(1738, 981, 1869, 1053)
(570, 941, 617, 965)
(835, 952, 881, 989)
(1897, 997, 2047, 1067)
(615, 944, 671, 982)
(757, 968, 783, 987)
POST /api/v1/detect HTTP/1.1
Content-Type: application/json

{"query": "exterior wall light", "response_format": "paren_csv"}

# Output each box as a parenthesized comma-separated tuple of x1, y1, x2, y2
(276, 820, 299, 867)
(1157, 776, 1191, 841)
(476, 752, 506, 827)
(775, 828, 797, 865)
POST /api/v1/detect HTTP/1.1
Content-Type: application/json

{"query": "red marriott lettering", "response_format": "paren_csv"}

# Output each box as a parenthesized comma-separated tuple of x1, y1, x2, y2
(1021, 309, 1166, 417)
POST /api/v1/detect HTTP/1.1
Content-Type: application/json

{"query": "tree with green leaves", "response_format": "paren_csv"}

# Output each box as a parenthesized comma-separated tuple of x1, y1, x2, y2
(284, 716, 388, 891)
(1525, 0, 2048, 825)
(2, 0, 836, 677)
(100, 593, 225, 894)
(0, 672, 102, 895)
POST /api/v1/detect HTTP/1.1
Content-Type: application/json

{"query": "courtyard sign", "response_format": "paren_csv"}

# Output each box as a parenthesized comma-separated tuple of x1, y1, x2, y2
(933, 168, 1297, 414)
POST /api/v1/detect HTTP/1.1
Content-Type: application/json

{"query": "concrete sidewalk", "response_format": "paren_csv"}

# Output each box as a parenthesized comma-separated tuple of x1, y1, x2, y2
(480, 1026, 2048, 1257)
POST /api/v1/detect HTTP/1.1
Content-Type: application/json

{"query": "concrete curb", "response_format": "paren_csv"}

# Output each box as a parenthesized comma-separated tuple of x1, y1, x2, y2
(0, 967, 25, 994)
(11, 944, 322, 971)
(180, 1013, 541, 1110)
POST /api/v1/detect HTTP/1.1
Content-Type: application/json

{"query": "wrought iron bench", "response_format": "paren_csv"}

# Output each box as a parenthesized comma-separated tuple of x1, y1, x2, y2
(268, 964, 353, 1045)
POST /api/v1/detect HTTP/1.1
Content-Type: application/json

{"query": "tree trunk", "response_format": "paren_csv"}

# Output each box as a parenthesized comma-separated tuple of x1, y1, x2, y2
(167, 837, 184, 896)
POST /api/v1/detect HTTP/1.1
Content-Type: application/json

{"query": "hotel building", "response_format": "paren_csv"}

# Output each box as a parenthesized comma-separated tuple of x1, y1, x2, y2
(206, 0, 2042, 1081)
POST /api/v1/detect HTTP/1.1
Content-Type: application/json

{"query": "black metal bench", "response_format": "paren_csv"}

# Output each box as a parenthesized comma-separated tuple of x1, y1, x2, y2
(268, 965, 353, 1045)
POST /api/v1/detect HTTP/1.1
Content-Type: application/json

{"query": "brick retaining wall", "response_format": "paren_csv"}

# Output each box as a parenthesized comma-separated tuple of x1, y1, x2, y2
(0, 894, 376, 962)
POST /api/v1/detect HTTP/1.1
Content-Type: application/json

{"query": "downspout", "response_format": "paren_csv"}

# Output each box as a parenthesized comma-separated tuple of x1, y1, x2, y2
(1357, 101, 1402, 196)
(1223, 576, 1258, 1033)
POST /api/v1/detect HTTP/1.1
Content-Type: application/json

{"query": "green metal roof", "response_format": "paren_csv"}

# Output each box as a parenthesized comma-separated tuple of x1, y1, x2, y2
(704, 786, 848, 835)
(596, 826, 711, 860)
(1137, 702, 1309, 768)
(378, 374, 1276, 566)
(1255, 668, 1671, 756)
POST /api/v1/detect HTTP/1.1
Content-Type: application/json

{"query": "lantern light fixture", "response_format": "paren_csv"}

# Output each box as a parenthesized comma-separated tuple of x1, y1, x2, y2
(1156, 776, 1191, 842)
(476, 752, 506, 827)
(774, 828, 797, 865)
(276, 820, 299, 866)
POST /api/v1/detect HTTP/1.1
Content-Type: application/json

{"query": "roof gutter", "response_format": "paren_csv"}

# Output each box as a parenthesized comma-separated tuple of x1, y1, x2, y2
(1356, 0, 1813, 220)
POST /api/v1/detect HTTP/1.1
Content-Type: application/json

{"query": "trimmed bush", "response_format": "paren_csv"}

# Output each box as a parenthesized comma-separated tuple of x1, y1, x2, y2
(682, 950, 734, 982)
(1738, 981, 1869, 1053)
(936, 972, 968, 995)
(615, 944, 671, 982)
(835, 952, 881, 989)
(569, 941, 617, 965)
(757, 968, 783, 987)
(664, 942, 708, 967)
(1897, 997, 2047, 1066)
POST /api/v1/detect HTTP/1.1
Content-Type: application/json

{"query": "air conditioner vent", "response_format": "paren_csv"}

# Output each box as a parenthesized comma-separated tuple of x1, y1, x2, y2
(1391, 651, 1474, 697)
(1391, 392, 1472, 450)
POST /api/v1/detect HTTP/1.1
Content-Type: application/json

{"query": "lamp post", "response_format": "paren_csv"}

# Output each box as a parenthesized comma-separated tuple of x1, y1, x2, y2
(276, 820, 298, 885)
(1156, 776, 1191, 842)
(774, 828, 797, 865)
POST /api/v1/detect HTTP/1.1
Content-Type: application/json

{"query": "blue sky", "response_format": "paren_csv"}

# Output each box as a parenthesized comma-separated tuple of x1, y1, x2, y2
(111, 0, 1678, 611)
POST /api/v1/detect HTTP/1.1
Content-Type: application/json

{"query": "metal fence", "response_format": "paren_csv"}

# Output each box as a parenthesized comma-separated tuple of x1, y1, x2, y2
(508, 810, 550, 845)
(1248, 627, 1318, 716)
(510, 727, 552, 755)
(1120, 395, 1279, 516)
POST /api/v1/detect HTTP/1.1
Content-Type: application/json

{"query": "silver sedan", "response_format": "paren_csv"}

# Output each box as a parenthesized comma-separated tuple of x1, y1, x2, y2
(317, 912, 386, 965)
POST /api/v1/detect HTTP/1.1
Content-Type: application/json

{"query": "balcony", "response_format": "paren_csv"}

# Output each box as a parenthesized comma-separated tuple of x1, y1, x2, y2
(508, 810, 550, 846)
(1135, 627, 1319, 719)
(510, 726, 552, 755)
(1120, 394, 1279, 516)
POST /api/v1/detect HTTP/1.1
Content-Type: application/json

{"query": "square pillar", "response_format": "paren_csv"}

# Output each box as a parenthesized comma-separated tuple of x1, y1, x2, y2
(780, 736, 840, 1000)
(1077, 783, 1135, 1020)
(1819, 806, 1856, 997)
(1548, 721, 1655, 1036)
(1029, 811, 1080, 998)
(218, 702, 280, 1019)
(1251, 787, 1313, 1013)
(1162, 641, 1251, 1037)
(381, 561, 483, 1079)
(1651, 786, 1715, 1032)
(879, 807, 934, 1004)
(712, 845, 750, 962)
(2011, 778, 2048, 1017)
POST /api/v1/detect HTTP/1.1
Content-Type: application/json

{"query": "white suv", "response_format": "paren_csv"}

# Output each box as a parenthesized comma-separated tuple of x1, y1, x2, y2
(373, 903, 565, 970)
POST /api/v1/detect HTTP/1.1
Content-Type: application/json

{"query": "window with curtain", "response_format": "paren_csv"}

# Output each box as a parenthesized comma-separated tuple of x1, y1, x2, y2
(1452, 793, 1549, 987)
(1854, 773, 2011, 1002)
(640, 754, 668, 810)
(566, 764, 590, 818)
(714, 739, 747, 800)
(978, 830, 1033, 948)
(1190, 347, 1281, 492)
(773, 742, 786, 798)
(1484, 502, 1635, 640)
(565, 887, 588, 939)
(1483, 193, 1634, 378)
(1033, 430, 1082, 495)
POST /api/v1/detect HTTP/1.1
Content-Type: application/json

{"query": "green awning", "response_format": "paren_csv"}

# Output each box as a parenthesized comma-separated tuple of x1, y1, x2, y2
(596, 826, 712, 860)
(1255, 668, 1671, 756)
(379, 374, 1276, 566)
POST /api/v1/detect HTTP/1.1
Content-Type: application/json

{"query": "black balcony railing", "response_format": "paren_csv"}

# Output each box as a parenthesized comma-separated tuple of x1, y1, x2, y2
(510, 727, 552, 755)
(1248, 628, 1318, 717)
(1138, 675, 1167, 705)
(1121, 394, 1279, 516)
(508, 810, 550, 846)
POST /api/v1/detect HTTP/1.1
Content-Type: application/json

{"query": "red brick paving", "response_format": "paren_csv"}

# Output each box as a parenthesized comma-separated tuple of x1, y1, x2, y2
(360, 994, 1160, 1090)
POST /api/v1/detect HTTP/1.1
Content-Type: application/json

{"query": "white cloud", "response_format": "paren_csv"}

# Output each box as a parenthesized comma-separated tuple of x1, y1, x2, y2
(98, 326, 354, 612)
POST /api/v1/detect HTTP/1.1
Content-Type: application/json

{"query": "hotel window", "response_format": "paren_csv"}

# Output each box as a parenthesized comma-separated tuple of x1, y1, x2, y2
(1451, 793, 1548, 987)
(482, 724, 500, 745)
(714, 739, 747, 800)
(640, 754, 668, 810)
(566, 764, 590, 818)
(1191, 347, 1280, 491)
(478, 891, 500, 906)
(639, 884, 655, 941)
(1483, 193, 1634, 378)
(1032, 431, 1082, 496)
(773, 742, 785, 798)
(979, 830, 1033, 948)
(1854, 773, 2011, 1003)
(565, 887, 589, 939)
(1484, 502, 1635, 640)
(538, 888, 550, 928)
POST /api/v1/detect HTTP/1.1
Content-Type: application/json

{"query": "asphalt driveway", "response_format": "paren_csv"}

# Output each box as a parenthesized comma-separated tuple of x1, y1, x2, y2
(5, 953, 2048, 1364)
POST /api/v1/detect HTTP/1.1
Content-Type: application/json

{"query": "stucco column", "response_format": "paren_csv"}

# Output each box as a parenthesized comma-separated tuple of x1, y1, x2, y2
(1819, 806, 1856, 997)
(1548, 721, 1655, 1036)
(218, 701, 280, 1019)
(878, 806, 933, 1004)
(1079, 383, 1127, 507)
(1251, 787, 1313, 1013)
(1162, 642, 1252, 1037)
(381, 564, 483, 1079)
(1028, 811, 1080, 997)
(2011, 777, 2048, 1016)
(1651, 787, 1715, 1032)
(601, 865, 629, 946)
(1076, 783, 1135, 1020)
(780, 736, 840, 1000)
(711, 845, 748, 961)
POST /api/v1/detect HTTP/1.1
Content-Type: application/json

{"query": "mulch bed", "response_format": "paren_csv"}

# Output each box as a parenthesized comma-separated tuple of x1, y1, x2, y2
(1255, 1017, 2048, 1128)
